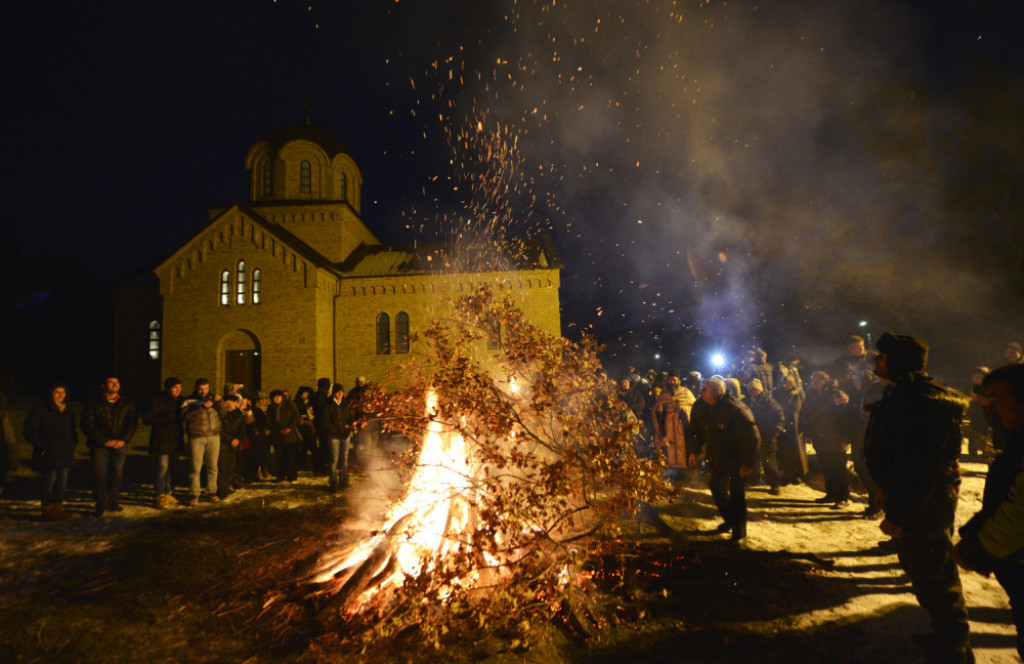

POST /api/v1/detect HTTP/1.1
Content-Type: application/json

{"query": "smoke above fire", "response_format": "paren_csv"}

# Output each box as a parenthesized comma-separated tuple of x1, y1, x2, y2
(387, 0, 1024, 366)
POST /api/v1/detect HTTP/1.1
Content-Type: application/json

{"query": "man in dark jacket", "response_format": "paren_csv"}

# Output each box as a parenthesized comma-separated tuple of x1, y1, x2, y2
(747, 378, 785, 495)
(803, 371, 857, 509)
(864, 333, 973, 663)
(311, 377, 332, 474)
(217, 394, 248, 499)
(319, 383, 354, 491)
(692, 376, 760, 541)
(81, 376, 137, 517)
(954, 363, 1024, 659)
(143, 377, 184, 509)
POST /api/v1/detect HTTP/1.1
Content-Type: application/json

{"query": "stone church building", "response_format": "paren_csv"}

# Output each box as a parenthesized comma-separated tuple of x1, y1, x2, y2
(116, 123, 562, 397)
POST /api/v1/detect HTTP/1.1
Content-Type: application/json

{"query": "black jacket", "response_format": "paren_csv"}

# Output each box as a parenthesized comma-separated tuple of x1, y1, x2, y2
(695, 394, 760, 473)
(24, 402, 78, 471)
(81, 396, 137, 449)
(320, 397, 353, 439)
(864, 374, 968, 530)
(958, 431, 1024, 574)
(220, 408, 247, 447)
(748, 393, 785, 452)
(143, 392, 183, 456)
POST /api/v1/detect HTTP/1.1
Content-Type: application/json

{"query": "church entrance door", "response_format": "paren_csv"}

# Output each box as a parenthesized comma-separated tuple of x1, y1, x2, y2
(225, 349, 261, 395)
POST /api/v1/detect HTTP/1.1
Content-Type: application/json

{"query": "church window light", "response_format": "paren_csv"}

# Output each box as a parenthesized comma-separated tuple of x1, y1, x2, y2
(376, 313, 390, 355)
(148, 321, 160, 360)
(220, 270, 230, 305)
(236, 260, 246, 305)
(300, 160, 311, 193)
(252, 268, 262, 304)
(396, 312, 410, 353)
(339, 172, 347, 201)
(262, 162, 272, 196)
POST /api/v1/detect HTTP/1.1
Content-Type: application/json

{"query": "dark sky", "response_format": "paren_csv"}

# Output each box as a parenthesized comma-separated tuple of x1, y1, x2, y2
(4, 0, 1024, 370)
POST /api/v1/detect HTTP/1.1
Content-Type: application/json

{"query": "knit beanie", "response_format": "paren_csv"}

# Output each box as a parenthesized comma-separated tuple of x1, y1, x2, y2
(876, 332, 928, 379)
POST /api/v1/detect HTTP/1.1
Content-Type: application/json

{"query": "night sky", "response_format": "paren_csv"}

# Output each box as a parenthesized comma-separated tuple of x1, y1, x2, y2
(3, 0, 1024, 376)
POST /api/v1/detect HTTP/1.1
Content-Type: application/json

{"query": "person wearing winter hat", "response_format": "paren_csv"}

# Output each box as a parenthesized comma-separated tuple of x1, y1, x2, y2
(865, 332, 974, 662)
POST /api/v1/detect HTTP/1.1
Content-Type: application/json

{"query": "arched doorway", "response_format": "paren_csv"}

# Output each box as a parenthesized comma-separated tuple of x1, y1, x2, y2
(219, 329, 261, 396)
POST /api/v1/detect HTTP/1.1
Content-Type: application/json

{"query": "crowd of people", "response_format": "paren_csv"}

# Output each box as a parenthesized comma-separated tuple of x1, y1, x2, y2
(612, 335, 1024, 663)
(12, 375, 376, 520)
(7, 333, 1024, 662)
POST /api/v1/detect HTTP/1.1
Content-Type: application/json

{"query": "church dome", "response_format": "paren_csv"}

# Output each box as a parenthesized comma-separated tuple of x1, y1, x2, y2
(245, 121, 362, 208)
(261, 122, 351, 158)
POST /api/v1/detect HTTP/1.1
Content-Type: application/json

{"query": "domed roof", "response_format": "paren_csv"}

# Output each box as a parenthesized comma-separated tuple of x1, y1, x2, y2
(261, 122, 350, 158)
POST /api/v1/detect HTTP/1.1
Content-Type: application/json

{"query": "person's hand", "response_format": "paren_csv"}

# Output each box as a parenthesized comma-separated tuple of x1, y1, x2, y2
(880, 518, 902, 538)
(281, 428, 292, 435)
(231, 438, 240, 448)
(688, 454, 697, 467)
(204, 400, 214, 408)
(213, 395, 222, 402)
(739, 465, 753, 478)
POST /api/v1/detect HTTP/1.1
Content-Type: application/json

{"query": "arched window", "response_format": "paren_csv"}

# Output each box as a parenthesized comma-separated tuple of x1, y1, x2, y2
(396, 312, 410, 353)
(376, 313, 390, 355)
(220, 270, 230, 306)
(339, 172, 347, 201)
(262, 162, 272, 196)
(148, 320, 161, 360)
(236, 260, 246, 305)
(252, 268, 262, 304)
(300, 160, 311, 193)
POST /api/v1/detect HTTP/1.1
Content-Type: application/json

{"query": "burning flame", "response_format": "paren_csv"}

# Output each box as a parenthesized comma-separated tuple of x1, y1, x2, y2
(313, 389, 499, 613)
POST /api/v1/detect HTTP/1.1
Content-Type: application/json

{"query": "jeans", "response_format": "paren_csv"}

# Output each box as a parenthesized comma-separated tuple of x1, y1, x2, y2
(189, 434, 220, 497)
(41, 467, 70, 506)
(154, 453, 174, 496)
(91, 445, 127, 511)
(327, 436, 351, 489)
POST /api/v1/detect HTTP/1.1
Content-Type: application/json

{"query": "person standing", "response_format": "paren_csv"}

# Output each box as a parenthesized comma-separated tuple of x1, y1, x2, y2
(803, 372, 855, 509)
(181, 378, 223, 506)
(81, 377, 137, 517)
(747, 378, 785, 495)
(319, 383, 353, 491)
(143, 377, 184, 508)
(953, 363, 1024, 660)
(865, 332, 973, 663)
(23, 384, 78, 520)
(772, 373, 807, 485)
(691, 376, 760, 541)
(651, 374, 692, 471)
(0, 390, 17, 498)
(216, 394, 247, 499)
(267, 389, 300, 482)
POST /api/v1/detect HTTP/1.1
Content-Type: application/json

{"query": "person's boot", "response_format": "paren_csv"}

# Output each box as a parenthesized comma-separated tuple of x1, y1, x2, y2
(164, 493, 179, 506)
(154, 494, 168, 509)
(53, 502, 70, 520)
(42, 503, 63, 521)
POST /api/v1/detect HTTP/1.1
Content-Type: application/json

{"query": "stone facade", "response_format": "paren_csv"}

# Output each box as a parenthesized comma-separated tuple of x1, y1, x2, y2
(150, 123, 562, 396)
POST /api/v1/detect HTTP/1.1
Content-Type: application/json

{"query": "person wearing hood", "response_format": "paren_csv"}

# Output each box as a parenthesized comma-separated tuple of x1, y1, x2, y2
(864, 332, 973, 663)
(954, 363, 1024, 659)
(143, 377, 184, 509)
(310, 377, 332, 475)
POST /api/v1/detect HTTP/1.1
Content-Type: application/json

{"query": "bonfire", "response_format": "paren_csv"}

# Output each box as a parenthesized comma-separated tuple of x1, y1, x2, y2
(294, 286, 670, 648)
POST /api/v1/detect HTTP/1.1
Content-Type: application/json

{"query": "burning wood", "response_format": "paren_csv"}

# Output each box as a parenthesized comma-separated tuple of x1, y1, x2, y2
(298, 287, 670, 647)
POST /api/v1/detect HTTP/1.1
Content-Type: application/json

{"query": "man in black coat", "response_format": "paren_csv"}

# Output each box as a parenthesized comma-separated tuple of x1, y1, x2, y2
(864, 333, 973, 663)
(143, 377, 184, 508)
(954, 363, 1024, 659)
(81, 376, 137, 517)
(319, 383, 354, 491)
(692, 376, 760, 541)
(747, 378, 785, 495)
